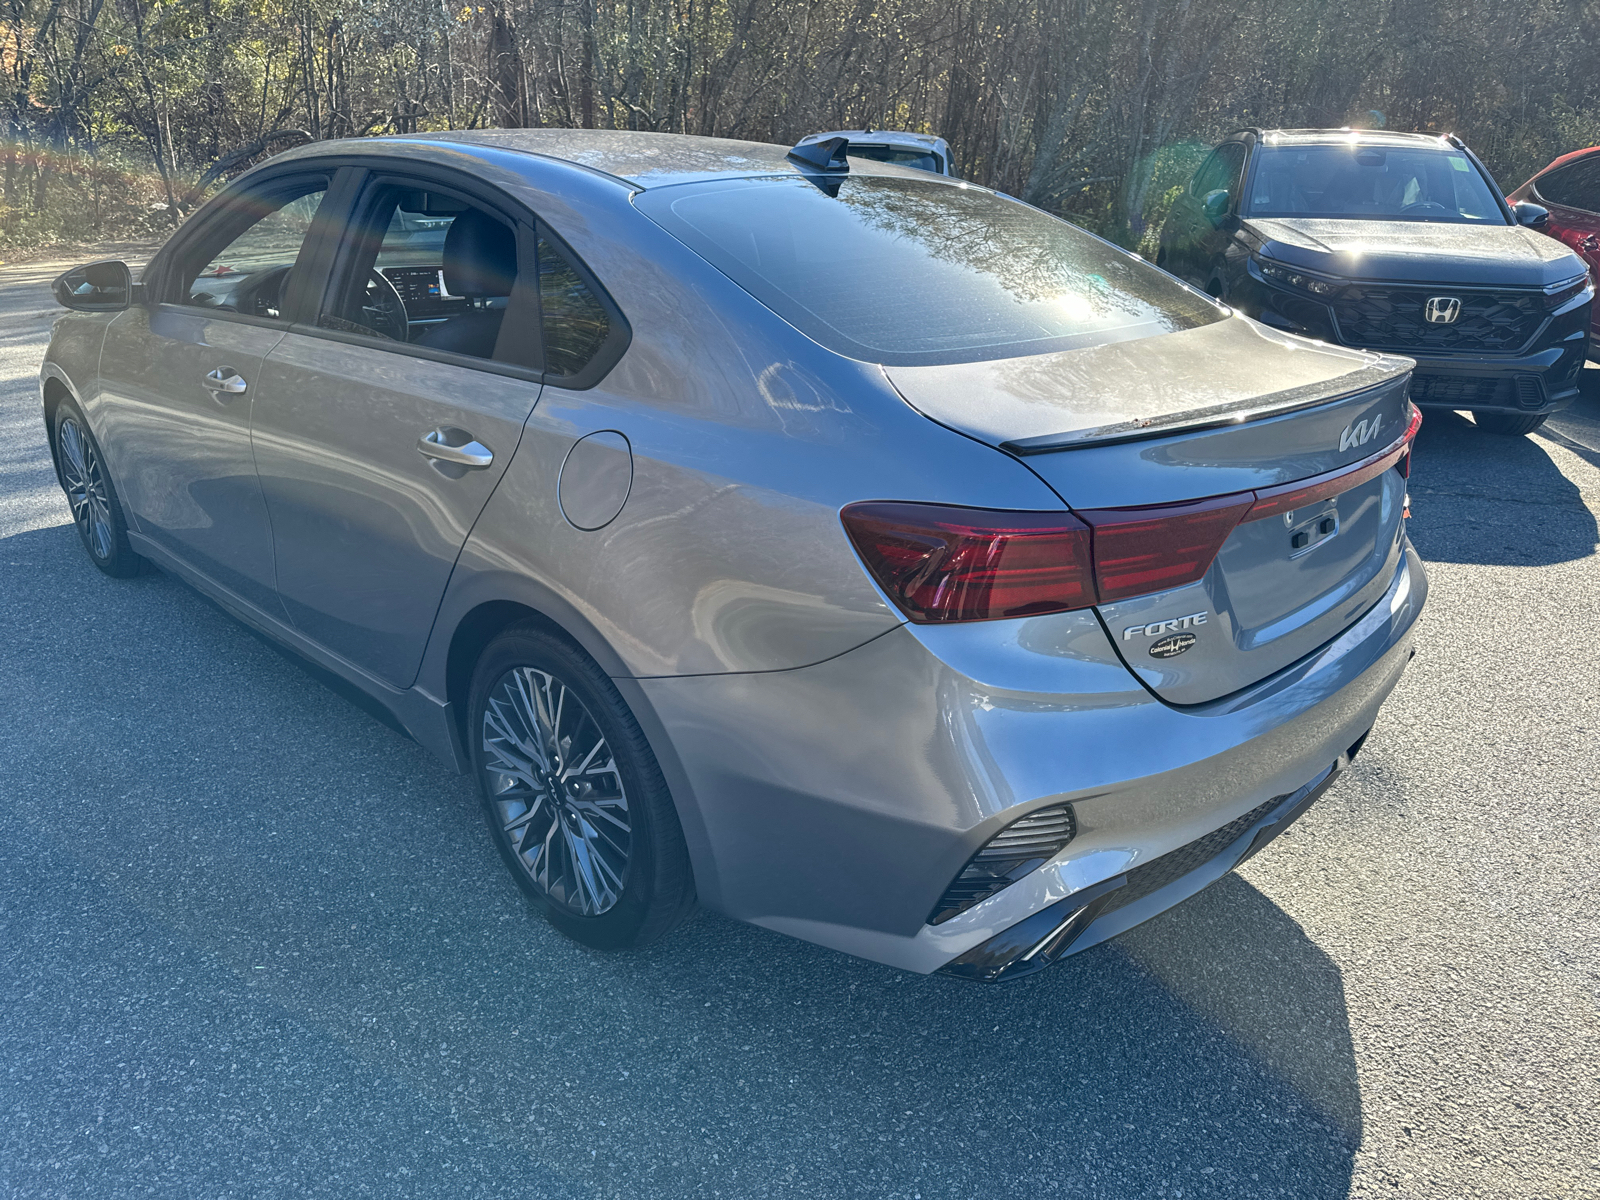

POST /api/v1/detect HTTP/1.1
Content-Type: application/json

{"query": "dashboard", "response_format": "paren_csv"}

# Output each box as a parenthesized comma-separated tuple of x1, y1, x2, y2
(380, 265, 468, 328)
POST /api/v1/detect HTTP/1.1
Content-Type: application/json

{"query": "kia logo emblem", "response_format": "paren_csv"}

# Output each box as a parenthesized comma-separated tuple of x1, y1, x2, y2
(1424, 296, 1462, 324)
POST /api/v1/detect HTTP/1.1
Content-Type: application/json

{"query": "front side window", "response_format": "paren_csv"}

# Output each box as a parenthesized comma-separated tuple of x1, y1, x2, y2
(1534, 157, 1600, 214)
(176, 182, 328, 318)
(1192, 144, 1246, 198)
(1245, 144, 1507, 224)
(637, 175, 1221, 366)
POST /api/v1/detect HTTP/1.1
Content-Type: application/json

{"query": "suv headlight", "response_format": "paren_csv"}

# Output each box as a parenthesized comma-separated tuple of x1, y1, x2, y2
(1252, 254, 1342, 297)
(1543, 271, 1594, 310)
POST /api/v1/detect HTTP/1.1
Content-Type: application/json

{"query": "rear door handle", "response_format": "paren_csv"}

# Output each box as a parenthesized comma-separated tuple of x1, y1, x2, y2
(202, 367, 248, 395)
(417, 427, 493, 469)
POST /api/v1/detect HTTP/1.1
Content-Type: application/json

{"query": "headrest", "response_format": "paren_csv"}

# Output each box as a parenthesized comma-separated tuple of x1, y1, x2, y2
(442, 210, 516, 298)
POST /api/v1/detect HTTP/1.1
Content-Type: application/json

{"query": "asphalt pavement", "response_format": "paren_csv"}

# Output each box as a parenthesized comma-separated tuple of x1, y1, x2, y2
(1, 257, 1597, 1200)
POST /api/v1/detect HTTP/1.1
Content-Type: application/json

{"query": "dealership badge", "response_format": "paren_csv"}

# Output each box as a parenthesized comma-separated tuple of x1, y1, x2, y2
(1149, 633, 1197, 658)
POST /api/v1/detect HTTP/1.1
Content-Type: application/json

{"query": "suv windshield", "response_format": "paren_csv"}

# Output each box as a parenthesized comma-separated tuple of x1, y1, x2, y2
(638, 175, 1221, 365)
(1245, 144, 1508, 224)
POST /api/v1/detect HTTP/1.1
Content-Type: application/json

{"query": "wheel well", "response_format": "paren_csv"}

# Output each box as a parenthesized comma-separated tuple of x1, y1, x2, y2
(41, 379, 69, 480)
(444, 600, 585, 745)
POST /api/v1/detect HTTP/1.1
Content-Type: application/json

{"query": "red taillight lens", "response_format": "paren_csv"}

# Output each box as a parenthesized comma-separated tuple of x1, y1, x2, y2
(1076, 495, 1255, 603)
(843, 406, 1420, 624)
(841, 502, 1095, 623)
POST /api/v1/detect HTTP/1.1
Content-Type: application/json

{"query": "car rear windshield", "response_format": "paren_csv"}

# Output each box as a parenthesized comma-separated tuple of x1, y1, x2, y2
(636, 175, 1222, 365)
(1245, 144, 1508, 224)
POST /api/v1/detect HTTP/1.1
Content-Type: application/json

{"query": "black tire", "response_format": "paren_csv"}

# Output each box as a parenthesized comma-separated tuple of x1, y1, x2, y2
(468, 624, 695, 949)
(52, 396, 142, 578)
(1474, 411, 1548, 436)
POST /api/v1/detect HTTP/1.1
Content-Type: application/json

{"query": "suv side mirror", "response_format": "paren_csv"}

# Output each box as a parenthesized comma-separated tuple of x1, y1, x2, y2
(52, 260, 136, 312)
(1513, 201, 1551, 229)
(1201, 189, 1231, 225)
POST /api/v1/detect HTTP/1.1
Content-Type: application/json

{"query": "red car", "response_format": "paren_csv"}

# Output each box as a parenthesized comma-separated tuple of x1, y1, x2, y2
(1509, 146, 1600, 349)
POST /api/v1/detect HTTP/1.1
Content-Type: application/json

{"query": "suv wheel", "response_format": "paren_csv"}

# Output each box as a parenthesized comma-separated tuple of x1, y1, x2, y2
(468, 625, 695, 949)
(53, 397, 142, 578)
(1474, 411, 1548, 436)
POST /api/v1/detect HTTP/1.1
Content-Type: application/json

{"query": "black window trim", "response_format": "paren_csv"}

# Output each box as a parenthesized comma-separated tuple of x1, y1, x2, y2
(142, 166, 351, 333)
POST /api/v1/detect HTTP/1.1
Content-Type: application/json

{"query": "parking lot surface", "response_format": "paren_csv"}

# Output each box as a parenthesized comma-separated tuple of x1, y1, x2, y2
(2, 259, 1597, 1199)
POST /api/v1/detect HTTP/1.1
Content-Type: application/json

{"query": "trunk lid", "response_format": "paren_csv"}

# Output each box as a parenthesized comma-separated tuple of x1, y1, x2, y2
(884, 316, 1416, 704)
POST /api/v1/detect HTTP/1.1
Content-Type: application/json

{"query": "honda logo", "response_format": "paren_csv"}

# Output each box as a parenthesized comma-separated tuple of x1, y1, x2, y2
(1424, 296, 1462, 324)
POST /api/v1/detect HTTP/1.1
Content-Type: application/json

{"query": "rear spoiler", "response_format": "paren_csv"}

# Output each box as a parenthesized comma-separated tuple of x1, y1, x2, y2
(1000, 364, 1410, 454)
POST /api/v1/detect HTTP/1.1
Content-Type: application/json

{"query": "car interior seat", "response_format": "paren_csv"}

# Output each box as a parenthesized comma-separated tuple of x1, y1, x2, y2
(417, 209, 517, 358)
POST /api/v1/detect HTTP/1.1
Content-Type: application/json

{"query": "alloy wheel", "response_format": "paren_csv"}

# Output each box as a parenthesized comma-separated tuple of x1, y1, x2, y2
(481, 666, 632, 916)
(58, 417, 114, 560)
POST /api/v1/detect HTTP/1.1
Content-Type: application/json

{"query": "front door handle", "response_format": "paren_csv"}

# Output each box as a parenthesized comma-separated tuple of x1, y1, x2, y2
(202, 367, 248, 395)
(417, 427, 493, 469)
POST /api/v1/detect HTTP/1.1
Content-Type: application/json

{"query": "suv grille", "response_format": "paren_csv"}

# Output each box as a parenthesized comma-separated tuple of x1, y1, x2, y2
(1331, 286, 1544, 353)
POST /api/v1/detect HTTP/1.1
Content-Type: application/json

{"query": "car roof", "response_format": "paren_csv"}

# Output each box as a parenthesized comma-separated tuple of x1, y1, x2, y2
(1245, 128, 1458, 149)
(1534, 144, 1600, 176)
(271, 128, 945, 190)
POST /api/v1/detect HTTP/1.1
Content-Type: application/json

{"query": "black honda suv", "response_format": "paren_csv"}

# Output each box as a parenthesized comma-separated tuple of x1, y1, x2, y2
(1158, 129, 1593, 434)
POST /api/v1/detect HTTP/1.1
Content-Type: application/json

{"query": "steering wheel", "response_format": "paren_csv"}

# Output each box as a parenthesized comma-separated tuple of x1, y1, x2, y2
(1399, 201, 1451, 216)
(226, 265, 294, 318)
(358, 268, 409, 342)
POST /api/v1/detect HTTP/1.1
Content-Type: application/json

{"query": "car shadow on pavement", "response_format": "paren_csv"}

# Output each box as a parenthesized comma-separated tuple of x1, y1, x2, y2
(1, 520, 1361, 1199)
(1406, 408, 1598, 566)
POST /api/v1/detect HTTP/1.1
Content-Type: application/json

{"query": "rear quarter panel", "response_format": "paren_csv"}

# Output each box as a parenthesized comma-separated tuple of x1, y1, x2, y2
(418, 160, 1067, 686)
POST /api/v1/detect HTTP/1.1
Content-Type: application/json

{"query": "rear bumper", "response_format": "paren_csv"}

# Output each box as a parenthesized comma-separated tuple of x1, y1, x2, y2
(640, 542, 1427, 974)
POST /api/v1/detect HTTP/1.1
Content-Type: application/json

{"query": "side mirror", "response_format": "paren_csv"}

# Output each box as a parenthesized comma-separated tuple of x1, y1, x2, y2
(52, 259, 136, 312)
(1513, 201, 1551, 229)
(1201, 189, 1232, 225)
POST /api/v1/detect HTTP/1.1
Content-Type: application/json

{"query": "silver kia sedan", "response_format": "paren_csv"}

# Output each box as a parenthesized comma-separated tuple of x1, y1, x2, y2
(41, 130, 1426, 982)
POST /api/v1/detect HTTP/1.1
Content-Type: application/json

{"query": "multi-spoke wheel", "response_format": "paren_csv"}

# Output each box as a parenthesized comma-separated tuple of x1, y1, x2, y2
(482, 665, 632, 917)
(469, 625, 695, 948)
(53, 397, 141, 577)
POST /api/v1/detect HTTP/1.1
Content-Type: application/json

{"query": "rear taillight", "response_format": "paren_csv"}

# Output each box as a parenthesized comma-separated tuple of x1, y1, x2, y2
(1075, 495, 1256, 604)
(845, 406, 1421, 624)
(840, 503, 1095, 623)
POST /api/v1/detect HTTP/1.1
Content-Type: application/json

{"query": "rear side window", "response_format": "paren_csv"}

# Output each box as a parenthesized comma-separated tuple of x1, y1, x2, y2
(538, 236, 611, 379)
(637, 176, 1221, 366)
(1534, 157, 1600, 213)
